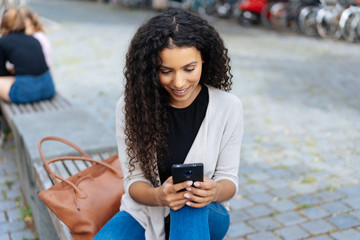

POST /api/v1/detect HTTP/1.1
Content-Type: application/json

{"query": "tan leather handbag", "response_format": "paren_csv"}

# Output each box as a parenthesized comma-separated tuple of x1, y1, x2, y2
(37, 136, 124, 240)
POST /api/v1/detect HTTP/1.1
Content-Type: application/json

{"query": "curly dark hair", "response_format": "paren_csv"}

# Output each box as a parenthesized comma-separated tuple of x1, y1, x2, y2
(124, 8, 232, 186)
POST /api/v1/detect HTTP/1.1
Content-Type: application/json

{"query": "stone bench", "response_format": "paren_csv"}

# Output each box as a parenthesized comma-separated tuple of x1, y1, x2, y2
(0, 93, 72, 139)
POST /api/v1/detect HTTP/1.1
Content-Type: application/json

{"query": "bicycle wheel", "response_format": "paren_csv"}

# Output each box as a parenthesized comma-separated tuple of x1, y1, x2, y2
(270, 2, 289, 31)
(261, 2, 275, 29)
(339, 8, 360, 42)
(316, 7, 339, 39)
(298, 6, 320, 36)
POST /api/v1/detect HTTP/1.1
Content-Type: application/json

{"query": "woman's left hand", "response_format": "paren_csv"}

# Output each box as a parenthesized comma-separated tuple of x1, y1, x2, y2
(183, 176, 218, 208)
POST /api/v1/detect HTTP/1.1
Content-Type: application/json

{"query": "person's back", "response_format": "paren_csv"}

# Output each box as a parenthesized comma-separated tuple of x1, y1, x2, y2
(0, 32, 48, 76)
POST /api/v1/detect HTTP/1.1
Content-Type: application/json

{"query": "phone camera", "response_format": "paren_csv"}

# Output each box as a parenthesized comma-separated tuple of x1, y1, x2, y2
(184, 170, 192, 178)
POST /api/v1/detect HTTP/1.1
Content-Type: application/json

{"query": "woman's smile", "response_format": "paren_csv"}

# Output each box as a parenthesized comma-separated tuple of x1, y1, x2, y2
(173, 87, 189, 96)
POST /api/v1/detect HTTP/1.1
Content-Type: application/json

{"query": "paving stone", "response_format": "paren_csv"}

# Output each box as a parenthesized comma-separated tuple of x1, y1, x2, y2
(271, 188, 298, 199)
(247, 217, 281, 231)
(246, 172, 271, 182)
(301, 219, 335, 235)
(344, 196, 360, 210)
(246, 231, 281, 240)
(293, 195, 322, 205)
(267, 169, 293, 178)
(300, 206, 330, 219)
(265, 178, 289, 189)
(274, 211, 307, 226)
(0, 201, 18, 212)
(350, 210, 360, 221)
(269, 200, 296, 212)
(245, 204, 274, 218)
(247, 192, 274, 203)
(239, 165, 261, 174)
(227, 222, 255, 238)
(0, 212, 7, 225)
(331, 228, 360, 240)
(0, 234, 10, 240)
(338, 185, 360, 197)
(242, 183, 269, 193)
(327, 214, 360, 229)
(0, 220, 26, 234)
(230, 210, 251, 222)
(10, 230, 36, 240)
(322, 201, 351, 215)
(229, 198, 254, 211)
(276, 225, 309, 240)
(238, 176, 247, 185)
(317, 190, 346, 202)
(6, 208, 20, 222)
(5, 188, 21, 199)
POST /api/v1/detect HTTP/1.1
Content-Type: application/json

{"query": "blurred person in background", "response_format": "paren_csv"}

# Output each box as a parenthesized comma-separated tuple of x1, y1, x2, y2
(0, 7, 55, 103)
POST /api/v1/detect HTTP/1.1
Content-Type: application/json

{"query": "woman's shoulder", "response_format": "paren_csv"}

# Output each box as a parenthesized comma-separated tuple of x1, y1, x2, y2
(207, 85, 242, 110)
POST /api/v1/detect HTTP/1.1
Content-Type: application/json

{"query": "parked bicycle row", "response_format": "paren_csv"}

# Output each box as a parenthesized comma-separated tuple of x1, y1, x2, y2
(111, 0, 360, 43)
(237, 0, 360, 43)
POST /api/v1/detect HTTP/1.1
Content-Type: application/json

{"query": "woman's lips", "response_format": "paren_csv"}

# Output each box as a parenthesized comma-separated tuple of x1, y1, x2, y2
(173, 87, 189, 96)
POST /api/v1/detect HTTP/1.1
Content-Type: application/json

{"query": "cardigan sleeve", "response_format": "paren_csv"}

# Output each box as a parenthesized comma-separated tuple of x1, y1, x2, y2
(212, 96, 244, 198)
(115, 97, 152, 194)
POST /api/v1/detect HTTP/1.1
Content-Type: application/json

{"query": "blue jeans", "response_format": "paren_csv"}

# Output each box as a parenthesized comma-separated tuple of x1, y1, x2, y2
(9, 70, 55, 103)
(94, 202, 230, 240)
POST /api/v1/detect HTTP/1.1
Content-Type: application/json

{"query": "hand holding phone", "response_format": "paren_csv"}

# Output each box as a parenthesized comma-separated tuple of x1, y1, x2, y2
(172, 163, 204, 184)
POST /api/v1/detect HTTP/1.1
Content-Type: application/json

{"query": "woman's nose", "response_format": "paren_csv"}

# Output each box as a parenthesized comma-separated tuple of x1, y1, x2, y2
(173, 72, 186, 89)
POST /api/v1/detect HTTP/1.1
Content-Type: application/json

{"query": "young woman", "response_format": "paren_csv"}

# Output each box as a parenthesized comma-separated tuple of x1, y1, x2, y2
(95, 8, 243, 240)
(0, 7, 55, 103)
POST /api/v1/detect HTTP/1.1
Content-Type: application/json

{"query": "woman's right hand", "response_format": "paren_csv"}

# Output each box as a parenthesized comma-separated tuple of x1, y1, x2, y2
(156, 177, 193, 211)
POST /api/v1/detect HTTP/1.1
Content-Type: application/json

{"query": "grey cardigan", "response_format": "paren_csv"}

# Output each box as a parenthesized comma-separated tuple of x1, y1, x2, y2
(115, 86, 244, 240)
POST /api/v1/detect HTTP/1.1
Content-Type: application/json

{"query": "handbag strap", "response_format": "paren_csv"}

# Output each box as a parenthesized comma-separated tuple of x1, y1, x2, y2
(38, 136, 91, 183)
(45, 155, 122, 199)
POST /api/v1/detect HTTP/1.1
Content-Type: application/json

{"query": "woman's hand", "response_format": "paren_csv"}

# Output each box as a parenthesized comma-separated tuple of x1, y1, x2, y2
(182, 176, 218, 208)
(156, 177, 193, 211)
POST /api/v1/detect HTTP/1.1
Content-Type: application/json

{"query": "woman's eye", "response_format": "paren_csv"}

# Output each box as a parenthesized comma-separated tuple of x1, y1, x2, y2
(160, 70, 171, 74)
(185, 68, 195, 72)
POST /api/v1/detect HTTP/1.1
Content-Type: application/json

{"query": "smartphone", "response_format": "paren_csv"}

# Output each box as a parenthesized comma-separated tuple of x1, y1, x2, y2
(172, 163, 204, 184)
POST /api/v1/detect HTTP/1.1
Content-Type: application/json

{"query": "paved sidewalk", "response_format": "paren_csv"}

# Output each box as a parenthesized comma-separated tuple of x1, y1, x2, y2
(0, 138, 37, 240)
(1, 0, 360, 239)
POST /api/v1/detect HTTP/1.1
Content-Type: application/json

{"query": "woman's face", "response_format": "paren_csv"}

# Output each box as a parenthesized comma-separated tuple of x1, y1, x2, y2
(158, 46, 203, 108)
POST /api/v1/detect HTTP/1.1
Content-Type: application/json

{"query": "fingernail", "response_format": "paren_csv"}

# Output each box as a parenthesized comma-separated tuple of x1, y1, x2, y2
(184, 193, 190, 199)
(186, 187, 191, 191)
(186, 202, 191, 206)
(194, 182, 200, 187)
(187, 181, 193, 186)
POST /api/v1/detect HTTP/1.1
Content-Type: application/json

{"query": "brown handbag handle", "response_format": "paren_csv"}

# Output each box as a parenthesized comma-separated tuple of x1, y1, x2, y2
(44, 155, 122, 199)
(38, 136, 92, 183)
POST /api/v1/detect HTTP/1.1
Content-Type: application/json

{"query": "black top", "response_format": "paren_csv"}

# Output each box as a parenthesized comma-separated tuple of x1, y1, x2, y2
(159, 85, 209, 240)
(158, 85, 209, 184)
(0, 32, 48, 76)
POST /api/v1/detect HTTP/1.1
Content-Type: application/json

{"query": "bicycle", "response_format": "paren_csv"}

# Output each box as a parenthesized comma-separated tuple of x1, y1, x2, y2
(315, 0, 349, 39)
(338, 0, 360, 42)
